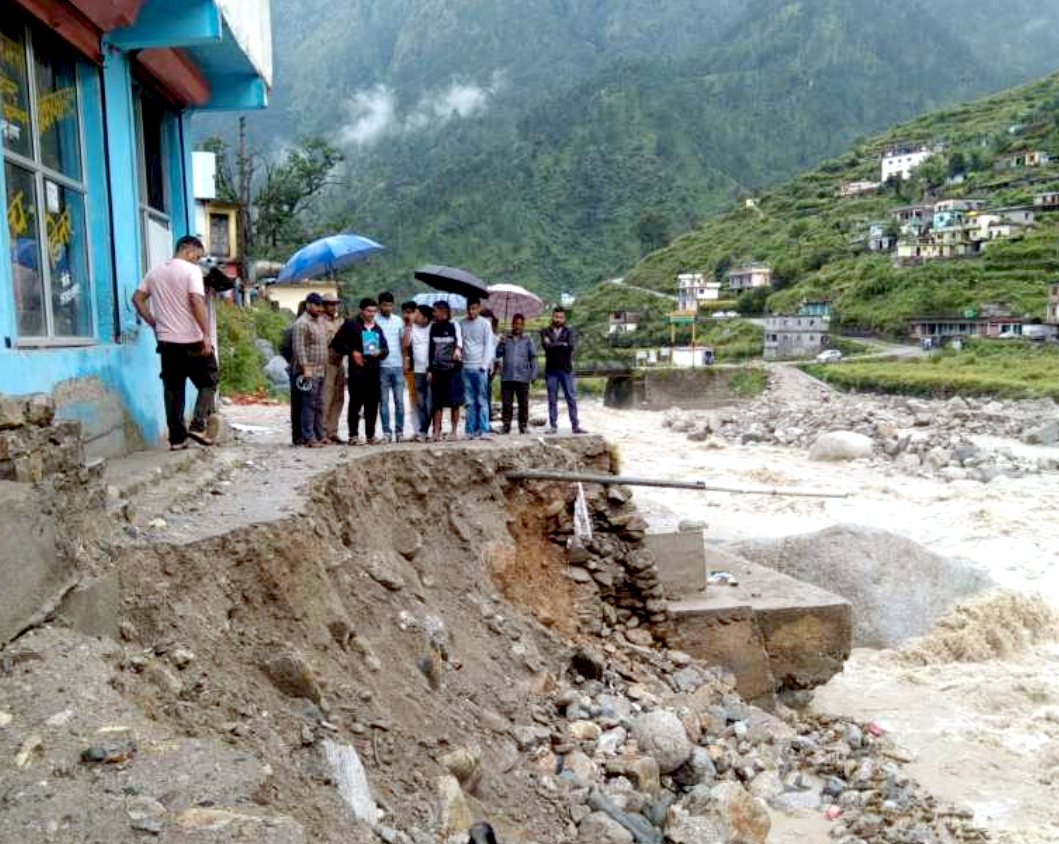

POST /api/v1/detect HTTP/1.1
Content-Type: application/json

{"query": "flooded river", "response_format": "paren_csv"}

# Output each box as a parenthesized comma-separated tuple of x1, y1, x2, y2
(580, 401, 1059, 844)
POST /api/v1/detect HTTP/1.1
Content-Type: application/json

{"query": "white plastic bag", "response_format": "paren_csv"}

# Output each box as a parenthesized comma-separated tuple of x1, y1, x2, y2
(573, 482, 593, 541)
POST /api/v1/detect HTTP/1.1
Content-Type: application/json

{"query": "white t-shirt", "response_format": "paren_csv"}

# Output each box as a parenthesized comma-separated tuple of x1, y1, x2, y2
(137, 258, 205, 344)
(411, 323, 432, 374)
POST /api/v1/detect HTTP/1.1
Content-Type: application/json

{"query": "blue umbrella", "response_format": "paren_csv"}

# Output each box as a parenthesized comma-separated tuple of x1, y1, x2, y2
(277, 233, 385, 284)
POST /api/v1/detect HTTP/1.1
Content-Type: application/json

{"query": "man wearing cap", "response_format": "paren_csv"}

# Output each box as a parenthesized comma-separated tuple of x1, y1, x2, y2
(292, 292, 330, 447)
(321, 292, 346, 443)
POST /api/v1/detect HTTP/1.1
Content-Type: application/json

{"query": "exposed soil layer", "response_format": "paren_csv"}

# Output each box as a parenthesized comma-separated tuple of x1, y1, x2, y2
(1, 437, 613, 843)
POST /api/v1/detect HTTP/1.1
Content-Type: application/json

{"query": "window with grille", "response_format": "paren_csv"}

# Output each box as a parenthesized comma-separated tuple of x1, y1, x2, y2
(2, 17, 93, 342)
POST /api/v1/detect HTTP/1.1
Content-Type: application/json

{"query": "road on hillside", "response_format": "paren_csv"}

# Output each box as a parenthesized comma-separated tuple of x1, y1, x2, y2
(605, 278, 678, 302)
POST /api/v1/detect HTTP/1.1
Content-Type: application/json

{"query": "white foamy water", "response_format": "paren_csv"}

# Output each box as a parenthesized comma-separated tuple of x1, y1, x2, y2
(580, 401, 1059, 844)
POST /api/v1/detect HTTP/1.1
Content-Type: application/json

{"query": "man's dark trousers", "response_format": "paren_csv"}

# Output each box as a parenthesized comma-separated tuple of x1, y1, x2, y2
(348, 366, 381, 441)
(545, 369, 579, 430)
(298, 376, 325, 444)
(501, 381, 530, 433)
(289, 370, 303, 445)
(158, 341, 218, 446)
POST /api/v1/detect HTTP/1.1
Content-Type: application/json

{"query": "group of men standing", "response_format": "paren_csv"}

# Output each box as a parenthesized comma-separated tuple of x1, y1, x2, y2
(286, 294, 585, 446)
(131, 238, 583, 451)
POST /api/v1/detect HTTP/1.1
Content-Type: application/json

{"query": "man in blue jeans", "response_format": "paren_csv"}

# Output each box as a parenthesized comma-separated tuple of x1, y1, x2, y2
(460, 298, 496, 438)
(376, 291, 406, 442)
(541, 306, 587, 434)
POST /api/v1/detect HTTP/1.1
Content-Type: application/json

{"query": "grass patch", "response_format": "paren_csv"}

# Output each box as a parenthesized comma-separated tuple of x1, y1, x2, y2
(728, 367, 768, 398)
(805, 339, 1059, 399)
(217, 302, 293, 397)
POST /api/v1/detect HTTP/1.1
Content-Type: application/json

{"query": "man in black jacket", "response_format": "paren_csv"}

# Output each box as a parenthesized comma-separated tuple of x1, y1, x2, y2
(331, 297, 389, 444)
(428, 300, 463, 440)
(540, 306, 585, 434)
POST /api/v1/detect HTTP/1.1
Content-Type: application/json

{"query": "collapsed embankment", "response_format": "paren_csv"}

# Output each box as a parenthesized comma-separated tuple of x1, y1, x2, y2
(0, 432, 996, 844)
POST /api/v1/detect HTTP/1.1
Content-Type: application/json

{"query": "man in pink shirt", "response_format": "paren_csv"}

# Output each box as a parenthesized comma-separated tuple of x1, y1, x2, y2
(132, 236, 218, 450)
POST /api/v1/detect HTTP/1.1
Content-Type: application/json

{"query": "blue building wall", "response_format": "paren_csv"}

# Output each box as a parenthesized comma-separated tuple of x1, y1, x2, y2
(1, 0, 270, 456)
(0, 35, 227, 455)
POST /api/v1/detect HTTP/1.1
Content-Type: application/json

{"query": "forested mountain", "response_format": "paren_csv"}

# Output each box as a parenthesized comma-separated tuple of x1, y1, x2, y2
(623, 72, 1059, 333)
(208, 0, 1059, 297)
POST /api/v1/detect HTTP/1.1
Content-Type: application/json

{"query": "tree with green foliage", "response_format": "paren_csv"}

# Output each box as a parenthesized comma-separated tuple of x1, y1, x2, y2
(197, 135, 344, 260)
(635, 212, 671, 255)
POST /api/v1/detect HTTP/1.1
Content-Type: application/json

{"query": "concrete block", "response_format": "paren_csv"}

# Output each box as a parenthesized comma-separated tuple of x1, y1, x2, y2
(641, 368, 763, 410)
(668, 603, 776, 706)
(667, 549, 851, 706)
(59, 571, 121, 641)
(0, 482, 74, 646)
(644, 530, 707, 598)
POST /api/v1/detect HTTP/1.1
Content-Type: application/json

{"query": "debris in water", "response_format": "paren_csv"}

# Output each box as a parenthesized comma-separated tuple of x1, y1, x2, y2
(708, 570, 739, 587)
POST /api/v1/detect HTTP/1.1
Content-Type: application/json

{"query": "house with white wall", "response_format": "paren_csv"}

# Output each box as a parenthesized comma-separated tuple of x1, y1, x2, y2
(677, 272, 723, 312)
(881, 143, 937, 181)
(727, 265, 772, 292)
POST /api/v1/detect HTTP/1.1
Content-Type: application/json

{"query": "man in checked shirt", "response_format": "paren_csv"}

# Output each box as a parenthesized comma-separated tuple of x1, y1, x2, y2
(292, 292, 331, 447)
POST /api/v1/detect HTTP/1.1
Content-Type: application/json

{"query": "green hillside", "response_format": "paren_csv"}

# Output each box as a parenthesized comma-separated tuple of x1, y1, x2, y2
(204, 0, 1059, 300)
(625, 74, 1059, 333)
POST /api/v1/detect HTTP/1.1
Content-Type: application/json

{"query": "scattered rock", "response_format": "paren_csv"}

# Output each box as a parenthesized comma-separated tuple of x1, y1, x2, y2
(709, 782, 771, 844)
(809, 431, 874, 462)
(439, 745, 482, 790)
(364, 554, 406, 591)
(261, 651, 324, 705)
(436, 775, 474, 835)
(632, 709, 693, 774)
(126, 794, 167, 835)
(1023, 420, 1059, 446)
(579, 811, 633, 844)
(169, 646, 195, 670)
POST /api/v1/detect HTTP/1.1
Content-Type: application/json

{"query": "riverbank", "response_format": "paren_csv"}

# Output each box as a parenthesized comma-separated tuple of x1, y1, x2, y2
(578, 397, 1059, 844)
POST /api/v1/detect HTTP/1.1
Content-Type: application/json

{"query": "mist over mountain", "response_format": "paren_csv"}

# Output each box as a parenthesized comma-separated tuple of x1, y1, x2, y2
(207, 0, 1059, 295)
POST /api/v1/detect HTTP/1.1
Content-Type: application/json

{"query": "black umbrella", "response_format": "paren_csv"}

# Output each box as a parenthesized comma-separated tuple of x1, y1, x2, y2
(414, 265, 489, 301)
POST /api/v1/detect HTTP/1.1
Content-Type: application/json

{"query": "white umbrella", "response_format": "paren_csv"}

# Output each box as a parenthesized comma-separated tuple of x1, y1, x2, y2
(483, 283, 543, 323)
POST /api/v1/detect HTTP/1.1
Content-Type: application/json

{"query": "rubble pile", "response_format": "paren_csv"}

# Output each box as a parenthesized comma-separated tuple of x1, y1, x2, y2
(510, 643, 990, 844)
(0, 393, 89, 484)
(542, 482, 670, 638)
(663, 392, 1059, 480)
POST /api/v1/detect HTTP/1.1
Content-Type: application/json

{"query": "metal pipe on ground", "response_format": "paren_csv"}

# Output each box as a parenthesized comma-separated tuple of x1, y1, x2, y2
(503, 470, 849, 499)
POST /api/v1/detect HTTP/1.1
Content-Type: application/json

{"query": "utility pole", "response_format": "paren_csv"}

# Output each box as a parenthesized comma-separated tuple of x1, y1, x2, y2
(236, 116, 252, 305)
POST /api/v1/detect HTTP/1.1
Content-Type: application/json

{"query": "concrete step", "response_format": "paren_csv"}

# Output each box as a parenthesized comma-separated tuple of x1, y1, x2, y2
(667, 546, 852, 708)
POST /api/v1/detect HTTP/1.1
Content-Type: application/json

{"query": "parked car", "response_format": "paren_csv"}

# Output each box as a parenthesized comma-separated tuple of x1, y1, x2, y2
(816, 349, 843, 363)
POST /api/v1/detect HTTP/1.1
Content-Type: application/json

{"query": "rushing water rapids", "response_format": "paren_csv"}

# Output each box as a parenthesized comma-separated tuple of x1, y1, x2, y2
(576, 400, 1059, 844)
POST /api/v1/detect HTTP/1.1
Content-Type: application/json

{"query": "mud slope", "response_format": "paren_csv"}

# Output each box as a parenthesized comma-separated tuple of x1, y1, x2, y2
(43, 439, 609, 842)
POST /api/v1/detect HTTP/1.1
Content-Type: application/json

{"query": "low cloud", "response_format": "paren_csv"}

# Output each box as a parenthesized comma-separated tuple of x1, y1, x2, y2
(340, 85, 398, 147)
(340, 75, 504, 147)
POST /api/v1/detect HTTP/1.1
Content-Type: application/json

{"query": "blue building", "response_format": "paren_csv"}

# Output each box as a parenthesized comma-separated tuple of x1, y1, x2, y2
(0, 0, 272, 456)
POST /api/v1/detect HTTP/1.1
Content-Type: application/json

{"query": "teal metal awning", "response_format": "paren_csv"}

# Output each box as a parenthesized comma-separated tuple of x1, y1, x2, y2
(105, 0, 271, 110)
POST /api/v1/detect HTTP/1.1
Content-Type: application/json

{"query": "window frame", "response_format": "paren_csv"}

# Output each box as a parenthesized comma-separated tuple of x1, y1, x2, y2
(3, 18, 95, 347)
(133, 84, 173, 276)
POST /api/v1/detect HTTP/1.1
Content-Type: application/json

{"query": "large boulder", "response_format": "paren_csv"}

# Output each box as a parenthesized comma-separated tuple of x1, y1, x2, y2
(255, 338, 277, 361)
(731, 525, 990, 647)
(808, 431, 874, 462)
(1022, 420, 1059, 446)
(264, 355, 291, 388)
(631, 709, 692, 773)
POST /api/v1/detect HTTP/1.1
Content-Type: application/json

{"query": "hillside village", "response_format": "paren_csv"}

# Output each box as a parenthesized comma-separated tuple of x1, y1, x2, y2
(623, 73, 1059, 344)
